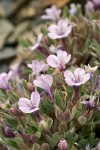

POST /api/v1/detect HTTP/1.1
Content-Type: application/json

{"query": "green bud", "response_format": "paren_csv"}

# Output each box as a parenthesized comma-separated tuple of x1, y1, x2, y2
(78, 116, 87, 125)
(39, 120, 48, 129)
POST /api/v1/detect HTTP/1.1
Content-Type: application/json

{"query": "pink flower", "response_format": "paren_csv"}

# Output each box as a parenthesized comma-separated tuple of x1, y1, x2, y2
(48, 19, 73, 39)
(27, 60, 49, 76)
(18, 92, 40, 113)
(64, 68, 90, 86)
(28, 33, 43, 51)
(85, 64, 98, 74)
(69, 3, 77, 15)
(93, 0, 100, 10)
(0, 71, 13, 90)
(47, 50, 71, 71)
(97, 142, 100, 150)
(34, 74, 53, 93)
(58, 139, 68, 150)
(34, 75, 55, 103)
(85, 1, 94, 12)
(41, 5, 61, 21)
(49, 45, 62, 53)
(81, 96, 95, 110)
(93, 0, 100, 4)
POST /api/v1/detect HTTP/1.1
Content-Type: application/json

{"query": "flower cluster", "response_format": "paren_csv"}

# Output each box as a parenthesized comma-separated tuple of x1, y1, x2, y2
(0, 2, 100, 150)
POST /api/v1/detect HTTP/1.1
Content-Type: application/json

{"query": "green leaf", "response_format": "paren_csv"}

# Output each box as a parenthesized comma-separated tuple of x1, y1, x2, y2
(66, 131, 75, 150)
(92, 39, 100, 50)
(26, 115, 39, 130)
(4, 138, 19, 149)
(54, 90, 63, 110)
(19, 38, 31, 48)
(25, 125, 34, 134)
(22, 79, 29, 96)
(62, 6, 69, 18)
(47, 117, 53, 129)
(7, 119, 18, 130)
(88, 133, 95, 148)
(70, 106, 76, 120)
(32, 143, 41, 150)
(0, 112, 14, 119)
(40, 99, 54, 115)
(49, 132, 60, 149)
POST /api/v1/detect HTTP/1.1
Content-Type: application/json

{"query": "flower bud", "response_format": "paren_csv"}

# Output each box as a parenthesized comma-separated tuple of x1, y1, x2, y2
(2, 126, 15, 138)
(18, 131, 32, 144)
(41, 143, 50, 150)
(54, 105, 63, 121)
(27, 82, 34, 92)
(39, 120, 48, 129)
(58, 139, 68, 150)
(10, 107, 23, 116)
(78, 116, 87, 125)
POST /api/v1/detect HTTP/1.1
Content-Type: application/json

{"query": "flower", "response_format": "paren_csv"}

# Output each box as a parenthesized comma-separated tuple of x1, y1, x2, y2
(2, 126, 16, 138)
(48, 19, 73, 39)
(47, 50, 71, 71)
(81, 96, 95, 110)
(97, 142, 100, 150)
(93, 0, 100, 10)
(49, 45, 62, 53)
(18, 92, 40, 113)
(85, 1, 94, 12)
(58, 139, 68, 150)
(64, 68, 90, 86)
(10, 63, 21, 80)
(69, 3, 77, 15)
(28, 33, 43, 51)
(41, 5, 61, 21)
(27, 60, 49, 76)
(85, 144, 90, 150)
(85, 64, 98, 74)
(34, 74, 53, 93)
(0, 71, 13, 90)
(34, 75, 55, 103)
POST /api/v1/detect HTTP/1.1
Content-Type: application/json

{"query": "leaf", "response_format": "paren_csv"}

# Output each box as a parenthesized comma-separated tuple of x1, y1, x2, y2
(65, 131, 75, 150)
(88, 133, 96, 148)
(62, 6, 69, 18)
(32, 143, 41, 150)
(4, 138, 19, 149)
(0, 112, 14, 119)
(70, 106, 76, 120)
(47, 117, 53, 129)
(54, 90, 63, 110)
(25, 125, 34, 134)
(92, 39, 100, 50)
(40, 99, 54, 115)
(49, 132, 60, 149)
(17, 124, 24, 133)
(26, 115, 39, 130)
(22, 79, 29, 96)
(7, 119, 18, 130)
(19, 38, 30, 48)
(35, 125, 43, 138)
